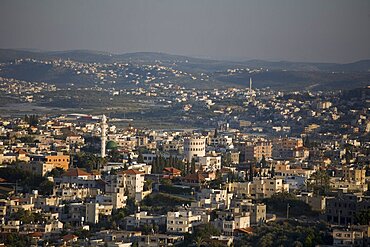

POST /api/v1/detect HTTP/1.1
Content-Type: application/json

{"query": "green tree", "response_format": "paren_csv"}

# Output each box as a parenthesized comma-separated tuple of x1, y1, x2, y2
(355, 210, 370, 225)
(109, 149, 121, 162)
(308, 170, 331, 195)
(137, 152, 144, 163)
(24, 114, 39, 127)
(45, 167, 65, 178)
(39, 180, 54, 195)
(193, 236, 205, 247)
(144, 179, 153, 191)
(191, 158, 196, 173)
(19, 135, 36, 144)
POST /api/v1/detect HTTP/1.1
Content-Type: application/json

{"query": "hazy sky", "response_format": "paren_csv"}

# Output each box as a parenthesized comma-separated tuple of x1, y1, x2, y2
(1, 0, 369, 63)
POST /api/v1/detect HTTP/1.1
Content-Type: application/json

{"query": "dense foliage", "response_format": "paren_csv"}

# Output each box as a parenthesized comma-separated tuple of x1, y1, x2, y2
(235, 220, 332, 247)
(0, 166, 51, 194)
(140, 192, 193, 215)
(73, 152, 106, 172)
(180, 223, 222, 247)
(262, 192, 318, 217)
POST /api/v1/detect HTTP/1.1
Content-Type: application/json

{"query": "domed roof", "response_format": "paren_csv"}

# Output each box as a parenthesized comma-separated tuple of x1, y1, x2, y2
(106, 140, 118, 150)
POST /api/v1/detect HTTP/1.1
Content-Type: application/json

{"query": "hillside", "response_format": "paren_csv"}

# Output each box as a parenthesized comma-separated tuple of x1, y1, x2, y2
(0, 49, 369, 90)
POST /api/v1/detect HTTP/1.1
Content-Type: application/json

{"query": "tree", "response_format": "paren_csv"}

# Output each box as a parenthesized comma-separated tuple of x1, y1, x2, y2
(109, 149, 121, 162)
(258, 233, 274, 247)
(308, 170, 331, 195)
(221, 152, 232, 167)
(235, 220, 332, 247)
(0, 166, 50, 194)
(137, 152, 144, 163)
(262, 192, 317, 218)
(144, 179, 153, 191)
(39, 180, 54, 195)
(19, 135, 36, 144)
(45, 167, 65, 178)
(74, 152, 106, 171)
(24, 114, 39, 127)
(260, 155, 267, 168)
(191, 158, 196, 173)
(355, 210, 370, 225)
(193, 236, 205, 247)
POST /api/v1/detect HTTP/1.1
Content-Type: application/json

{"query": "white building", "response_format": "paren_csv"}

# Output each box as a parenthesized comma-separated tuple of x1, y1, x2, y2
(196, 188, 233, 210)
(197, 154, 222, 171)
(166, 209, 203, 234)
(121, 169, 145, 202)
(213, 211, 250, 236)
(184, 137, 206, 162)
(229, 177, 289, 199)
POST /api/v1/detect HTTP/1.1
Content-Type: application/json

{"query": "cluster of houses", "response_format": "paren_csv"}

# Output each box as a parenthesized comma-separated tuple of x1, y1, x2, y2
(0, 109, 369, 246)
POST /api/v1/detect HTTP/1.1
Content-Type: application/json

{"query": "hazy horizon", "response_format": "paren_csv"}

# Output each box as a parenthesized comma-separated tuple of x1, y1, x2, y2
(1, 0, 370, 63)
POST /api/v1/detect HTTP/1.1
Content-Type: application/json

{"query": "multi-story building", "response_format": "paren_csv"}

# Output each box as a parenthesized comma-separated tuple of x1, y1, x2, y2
(250, 177, 289, 199)
(341, 166, 366, 185)
(121, 169, 145, 202)
(137, 234, 184, 247)
(213, 210, 250, 236)
(244, 141, 272, 161)
(166, 209, 203, 234)
(229, 177, 289, 199)
(124, 211, 166, 231)
(196, 188, 233, 210)
(183, 137, 206, 162)
(197, 154, 222, 171)
(231, 198, 266, 225)
(332, 228, 365, 247)
(324, 194, 370, 225)
(272, 137, 303, 160)
(29, 152, 70, 170)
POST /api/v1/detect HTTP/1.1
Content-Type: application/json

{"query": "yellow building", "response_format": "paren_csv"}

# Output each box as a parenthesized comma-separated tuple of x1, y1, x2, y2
(342, 166, 366, 185)
(245, 141, 272, 161)
(30, 152, 70, 171)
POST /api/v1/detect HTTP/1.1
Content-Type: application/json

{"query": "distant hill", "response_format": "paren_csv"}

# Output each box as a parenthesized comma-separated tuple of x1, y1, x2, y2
(240, 59, 370, 72)
(1, 48, 369, 72)
(0, 49, 369, 90)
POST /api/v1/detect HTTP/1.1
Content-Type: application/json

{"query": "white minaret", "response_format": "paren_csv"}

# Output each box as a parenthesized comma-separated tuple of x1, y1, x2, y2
(101, 115, 107, 158)
(249, 77, 253, 92)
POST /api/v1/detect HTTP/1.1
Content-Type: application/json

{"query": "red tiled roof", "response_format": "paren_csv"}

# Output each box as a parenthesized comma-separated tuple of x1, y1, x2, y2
(63, 234, 78, 241)
(122, 169, 144, 175)
(15, 149, 28, 155)
(163, 167, 182, 174)
(63, 168, 91, 177)
(29, 232, 43, 238)
(183, 173, 206, 182)
(91, 170, 101, 175)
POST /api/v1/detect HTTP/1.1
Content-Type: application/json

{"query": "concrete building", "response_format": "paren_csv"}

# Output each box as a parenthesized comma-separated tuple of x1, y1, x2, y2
(29, 152, 70, 171)
(244, 141, 272, 161)
(183, 137, 206, 162)
(85, 202, 100, 224)
(197, 154, 222, 171)
(213, 210, 250, 236)
(166, 209, 203, 234)
(229, 177, 289, 199)
(325, 194, 370, 225)
(332, 228, 365, 247)
(124, 211, 166, 231)
(121, 169, 145, 202)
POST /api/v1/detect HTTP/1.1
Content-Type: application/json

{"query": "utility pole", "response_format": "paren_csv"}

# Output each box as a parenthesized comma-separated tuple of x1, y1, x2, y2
(287, 203, 290, 219)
